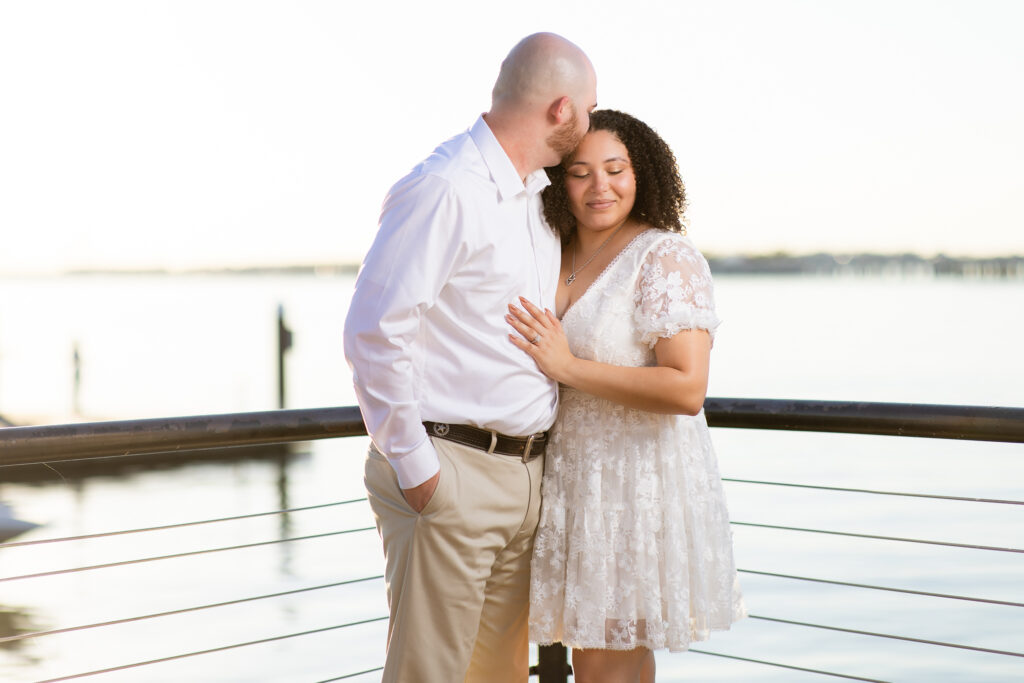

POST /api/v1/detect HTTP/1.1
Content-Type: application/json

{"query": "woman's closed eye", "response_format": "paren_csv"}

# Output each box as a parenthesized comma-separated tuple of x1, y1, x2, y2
(570, 167, 626, 179)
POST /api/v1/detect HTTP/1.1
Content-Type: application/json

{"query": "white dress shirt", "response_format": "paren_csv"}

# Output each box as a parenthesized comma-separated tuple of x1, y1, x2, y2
(344, 116, 561, 489)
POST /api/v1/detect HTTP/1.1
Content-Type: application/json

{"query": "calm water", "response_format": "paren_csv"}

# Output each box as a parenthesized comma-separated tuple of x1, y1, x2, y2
(0, 272, 1022, 682)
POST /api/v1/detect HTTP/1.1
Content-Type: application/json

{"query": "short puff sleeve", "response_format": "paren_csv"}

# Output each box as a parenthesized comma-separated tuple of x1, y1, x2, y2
(633, 236, 720, 347)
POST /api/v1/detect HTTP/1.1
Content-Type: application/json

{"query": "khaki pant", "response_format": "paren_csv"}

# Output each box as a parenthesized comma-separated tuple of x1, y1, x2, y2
(364, 437, 544, 683)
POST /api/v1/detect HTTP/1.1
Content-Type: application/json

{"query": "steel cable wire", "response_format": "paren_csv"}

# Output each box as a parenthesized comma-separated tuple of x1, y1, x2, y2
(747, 614, 1024, 658)
(0, 499, 370, 549)
(0, 528, 377, 583)
(316, 669, 385, 682)
(730, 521, 1024, 553)
(690, 649, 891, 682)
(723, 478, 1024, 505)
(737, 568, 1024, 608)
(34, 616, 390, 682)
(0, 575, 384, 645)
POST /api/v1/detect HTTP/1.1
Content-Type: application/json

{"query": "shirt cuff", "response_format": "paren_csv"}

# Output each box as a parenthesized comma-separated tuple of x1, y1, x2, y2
(387, 438, 440, 489)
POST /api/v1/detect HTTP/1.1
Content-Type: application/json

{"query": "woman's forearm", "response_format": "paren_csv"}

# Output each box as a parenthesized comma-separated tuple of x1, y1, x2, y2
(506, 298, 712, 415)
(558, 358, 708, 415)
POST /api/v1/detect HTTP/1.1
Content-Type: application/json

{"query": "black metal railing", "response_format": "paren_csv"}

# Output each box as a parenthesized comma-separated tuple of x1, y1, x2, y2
(2, 399, 1022, 682)
(4, 399, 1022, 466)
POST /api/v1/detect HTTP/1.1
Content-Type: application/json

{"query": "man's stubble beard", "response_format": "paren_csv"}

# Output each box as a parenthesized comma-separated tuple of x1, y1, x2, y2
(546, 103, 582, 160)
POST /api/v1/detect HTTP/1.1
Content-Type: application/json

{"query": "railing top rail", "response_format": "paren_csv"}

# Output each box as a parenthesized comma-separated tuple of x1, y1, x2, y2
(1, 399, 1021, 468)
(706, 397, 1024, 443)
(0, 406, 364, 467)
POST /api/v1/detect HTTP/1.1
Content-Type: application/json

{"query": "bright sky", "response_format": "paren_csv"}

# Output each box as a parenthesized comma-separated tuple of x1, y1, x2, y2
(1, 0, 1022, 274)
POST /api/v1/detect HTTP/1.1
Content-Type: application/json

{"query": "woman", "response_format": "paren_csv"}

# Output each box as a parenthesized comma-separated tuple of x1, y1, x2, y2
(506, 110, 746, 682)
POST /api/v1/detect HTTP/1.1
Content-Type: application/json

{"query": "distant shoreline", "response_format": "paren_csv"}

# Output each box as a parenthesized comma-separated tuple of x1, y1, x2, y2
(706, 252, 1024, 277)
(2, 253, 1023, 278)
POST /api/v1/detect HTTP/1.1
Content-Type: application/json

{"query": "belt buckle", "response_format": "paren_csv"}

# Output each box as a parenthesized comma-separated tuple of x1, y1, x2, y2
(521, 434, 536, 463)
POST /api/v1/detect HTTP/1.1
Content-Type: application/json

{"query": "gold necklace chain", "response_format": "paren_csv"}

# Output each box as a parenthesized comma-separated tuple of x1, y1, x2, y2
(566, 220, 629, 285)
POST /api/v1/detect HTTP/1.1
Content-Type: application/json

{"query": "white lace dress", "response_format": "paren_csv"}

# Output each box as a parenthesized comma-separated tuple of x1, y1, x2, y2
(529, 229, 746, 653)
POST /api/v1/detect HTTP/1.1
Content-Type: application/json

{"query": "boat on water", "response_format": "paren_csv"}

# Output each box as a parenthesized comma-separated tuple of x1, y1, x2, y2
(0, 502, 39, 543)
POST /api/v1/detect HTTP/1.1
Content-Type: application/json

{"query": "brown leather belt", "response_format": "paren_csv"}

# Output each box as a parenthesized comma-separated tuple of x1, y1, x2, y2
(423, 422, 546, 462)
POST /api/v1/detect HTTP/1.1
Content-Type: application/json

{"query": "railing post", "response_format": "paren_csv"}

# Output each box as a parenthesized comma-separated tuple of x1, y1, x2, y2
(536, 643, 570, 682)
(276, 305, 293, 410)
(72, 341, 82, 416)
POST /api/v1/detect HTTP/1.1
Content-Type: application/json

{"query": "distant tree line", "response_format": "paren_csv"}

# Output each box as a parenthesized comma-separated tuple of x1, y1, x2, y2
(705, 252, 1024, 278)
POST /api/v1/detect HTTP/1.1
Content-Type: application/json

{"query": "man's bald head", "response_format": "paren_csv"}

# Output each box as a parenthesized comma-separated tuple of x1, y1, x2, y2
(484, 33, 597, 176)
(491, 33, 596, 114)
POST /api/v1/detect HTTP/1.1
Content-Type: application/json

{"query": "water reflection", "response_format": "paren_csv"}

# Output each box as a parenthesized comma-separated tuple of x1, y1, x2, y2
(0, 606, 43, 666)
(0, 503, 40, 543)
(274, 452, 294, 576)
(1, 442, 314, 679)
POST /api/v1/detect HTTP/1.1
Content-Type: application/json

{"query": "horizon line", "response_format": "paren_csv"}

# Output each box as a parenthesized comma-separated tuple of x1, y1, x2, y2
(3, 251, 1024, 278)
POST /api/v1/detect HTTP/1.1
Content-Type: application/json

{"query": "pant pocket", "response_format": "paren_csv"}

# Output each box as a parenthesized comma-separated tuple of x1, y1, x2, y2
(417, 447, 451, 517)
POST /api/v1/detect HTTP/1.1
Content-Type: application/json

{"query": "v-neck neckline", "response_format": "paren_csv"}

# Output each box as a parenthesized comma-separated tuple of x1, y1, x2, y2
(558, 229, 655, 322)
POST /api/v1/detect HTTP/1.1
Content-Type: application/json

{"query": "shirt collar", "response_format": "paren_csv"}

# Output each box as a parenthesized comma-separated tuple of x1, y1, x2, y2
(470, 115, 551, 201)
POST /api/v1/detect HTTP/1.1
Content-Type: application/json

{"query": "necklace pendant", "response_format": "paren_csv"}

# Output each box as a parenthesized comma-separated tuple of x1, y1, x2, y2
(566, 273, 576, 285)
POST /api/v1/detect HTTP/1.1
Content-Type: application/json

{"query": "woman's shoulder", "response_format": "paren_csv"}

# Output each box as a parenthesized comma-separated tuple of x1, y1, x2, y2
(635, 229, 709, 269)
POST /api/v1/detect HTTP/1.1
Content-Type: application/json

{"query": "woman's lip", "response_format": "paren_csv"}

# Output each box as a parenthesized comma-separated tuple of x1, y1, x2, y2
(587, 200, 615, 209)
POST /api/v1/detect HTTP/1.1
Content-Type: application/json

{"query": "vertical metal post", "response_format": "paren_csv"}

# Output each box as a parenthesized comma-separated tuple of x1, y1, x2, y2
(536, 644, 570, 683)
(72, 342, 82, 416)
(276, 305, 292, 410)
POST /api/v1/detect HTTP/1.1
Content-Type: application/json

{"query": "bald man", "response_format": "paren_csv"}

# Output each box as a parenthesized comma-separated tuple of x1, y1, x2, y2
(344, 33, 597, 682)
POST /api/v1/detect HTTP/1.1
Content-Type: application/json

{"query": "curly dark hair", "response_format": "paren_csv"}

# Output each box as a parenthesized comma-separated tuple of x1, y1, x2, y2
(542, 109, 687, 243)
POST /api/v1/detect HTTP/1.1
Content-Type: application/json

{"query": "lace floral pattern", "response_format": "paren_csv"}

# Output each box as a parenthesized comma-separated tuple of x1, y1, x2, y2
(529, 230, 745, 653)
(634, 236, 721, 348)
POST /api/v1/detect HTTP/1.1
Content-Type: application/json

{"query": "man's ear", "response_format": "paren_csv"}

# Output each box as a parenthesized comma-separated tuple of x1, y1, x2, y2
(548, 96, 571, 124)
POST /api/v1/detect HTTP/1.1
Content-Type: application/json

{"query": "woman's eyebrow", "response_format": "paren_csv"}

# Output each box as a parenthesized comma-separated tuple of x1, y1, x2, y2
(568, 156, 629, 167)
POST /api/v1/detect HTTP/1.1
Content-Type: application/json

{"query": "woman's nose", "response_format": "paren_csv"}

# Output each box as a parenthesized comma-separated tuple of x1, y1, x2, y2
(591, 171, 610, 192)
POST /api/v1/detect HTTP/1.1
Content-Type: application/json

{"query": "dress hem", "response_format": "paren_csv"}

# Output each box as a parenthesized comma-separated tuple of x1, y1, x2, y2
(530, 613, 746, 654)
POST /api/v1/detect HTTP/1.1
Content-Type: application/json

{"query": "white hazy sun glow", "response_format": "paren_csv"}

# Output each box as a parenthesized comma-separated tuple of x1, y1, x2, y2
(1, 0, 1022, 274)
